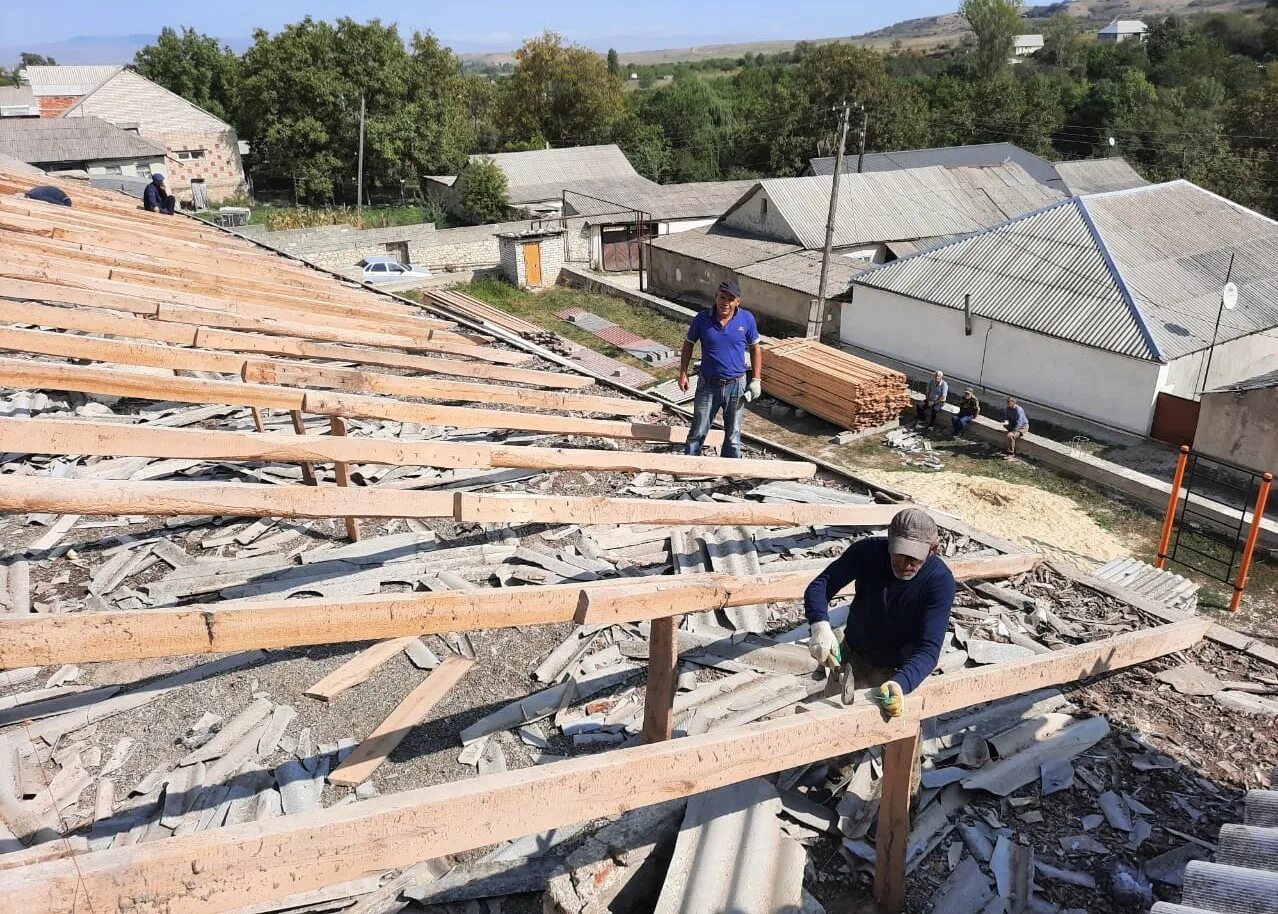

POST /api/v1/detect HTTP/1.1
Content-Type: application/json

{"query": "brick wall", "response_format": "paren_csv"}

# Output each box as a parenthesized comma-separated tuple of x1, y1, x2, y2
(499, 232, 566, 288)
(154, 127, 246, 203)
(39, 97, 81, 117)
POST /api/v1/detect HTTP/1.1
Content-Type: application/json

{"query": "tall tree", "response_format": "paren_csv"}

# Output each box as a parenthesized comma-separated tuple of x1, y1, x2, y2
(18, 52, 56, 67)
(134, 27, 240, 123)
(496, 32, 627, 148)
(961, 0, 1022, 78)
(1042, 13, 1086, 78)
(458, 157, 509, 223)
(404, 32, 475, 177)
(607, 48, 620, 76)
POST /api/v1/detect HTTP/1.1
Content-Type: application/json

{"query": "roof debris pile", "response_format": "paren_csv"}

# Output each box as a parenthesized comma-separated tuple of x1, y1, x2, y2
(0, 166, 1272, 914)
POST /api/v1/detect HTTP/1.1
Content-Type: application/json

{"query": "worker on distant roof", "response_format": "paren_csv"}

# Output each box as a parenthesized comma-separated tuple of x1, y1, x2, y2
(1004, 396, 1030, 459)
(143, 173, 176, 215)
(915, 369, 948, 430)
(805, 507, 956, 724)
(678, 279, 763, 459)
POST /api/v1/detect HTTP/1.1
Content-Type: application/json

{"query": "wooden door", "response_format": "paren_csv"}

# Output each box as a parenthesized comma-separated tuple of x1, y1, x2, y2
(523, 242, 542, 287)
(1151, 392, 1200, 446)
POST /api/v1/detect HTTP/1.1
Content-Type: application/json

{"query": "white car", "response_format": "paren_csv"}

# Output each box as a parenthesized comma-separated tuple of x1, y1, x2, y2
(360, 255, 432, 283)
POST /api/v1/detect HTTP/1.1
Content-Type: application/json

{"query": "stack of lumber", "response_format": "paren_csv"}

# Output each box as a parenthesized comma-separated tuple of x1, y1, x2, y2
(425, 289, 544, 337)
(762, 339, 912, 431)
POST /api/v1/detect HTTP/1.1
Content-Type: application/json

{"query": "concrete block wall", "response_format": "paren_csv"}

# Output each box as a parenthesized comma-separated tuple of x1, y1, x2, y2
(500, 233, 566, 288)
(238, 222, 439, 278)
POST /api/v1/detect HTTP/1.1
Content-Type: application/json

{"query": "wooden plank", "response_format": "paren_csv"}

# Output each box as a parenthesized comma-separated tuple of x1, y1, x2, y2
(304, 639, 417, 702)
(0, 325, 245, 375)
(0, 417, 813, 481)
(0, 555, 1039, 667)
(328, 657, 475, 787)
(874, 725, 922, 913)
(0, 356, 302, 411)
(241, 359, 653, 418)
(303, 390, 719, 447)
(641, 617, 679, 743)
(0, 620, 1208, 914)
(327, 417, 360, 542)
(196, 328, 592, 390)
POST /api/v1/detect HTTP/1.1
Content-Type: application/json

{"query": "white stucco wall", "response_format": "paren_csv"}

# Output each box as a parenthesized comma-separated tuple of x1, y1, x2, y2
(842, 286, 1166, 433)
(1160, 331, 1278, 400)
(720, 188, 800, 243)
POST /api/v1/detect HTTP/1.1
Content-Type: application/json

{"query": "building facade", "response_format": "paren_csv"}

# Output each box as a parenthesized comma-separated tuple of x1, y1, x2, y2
(1194, 372, 1278, 475)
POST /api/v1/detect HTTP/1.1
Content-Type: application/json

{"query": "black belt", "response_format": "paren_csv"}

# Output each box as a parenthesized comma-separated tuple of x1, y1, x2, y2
(707, 375, 746, 386)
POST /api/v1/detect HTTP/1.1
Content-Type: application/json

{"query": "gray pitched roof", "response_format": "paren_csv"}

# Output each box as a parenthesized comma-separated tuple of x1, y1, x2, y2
(1055, 158, 1149, 196)
(808, 142, 1065, 191)
(734, 162, 1062, 250)
(648, 226, 802, 268)
(565, 179, 756, 224)
(0, 115, 165, 165)
(1211, 368, 1278, 393)
(737, 250, 866, 299)
(854, 181, 1278, 362)
(1099, 19, 1148, 34)
(0, 86, 35, 108)
(470, 144, 650, 204)
(19, 65, 121, 97)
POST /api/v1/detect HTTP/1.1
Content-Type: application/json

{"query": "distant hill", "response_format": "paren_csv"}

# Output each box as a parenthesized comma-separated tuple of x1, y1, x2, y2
(0, 33, 252, 67)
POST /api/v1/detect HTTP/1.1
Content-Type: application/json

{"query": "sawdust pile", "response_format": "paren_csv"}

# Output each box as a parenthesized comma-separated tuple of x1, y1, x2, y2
(863, 470, 1128, 569)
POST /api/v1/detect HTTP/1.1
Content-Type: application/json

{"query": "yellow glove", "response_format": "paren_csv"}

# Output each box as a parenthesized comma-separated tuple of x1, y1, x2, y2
(878, 681, 904, 718)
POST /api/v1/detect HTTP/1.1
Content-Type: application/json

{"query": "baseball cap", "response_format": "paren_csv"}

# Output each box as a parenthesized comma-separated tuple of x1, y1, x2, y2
(888, 507, 937, 561)
(717, 280, 741, 298)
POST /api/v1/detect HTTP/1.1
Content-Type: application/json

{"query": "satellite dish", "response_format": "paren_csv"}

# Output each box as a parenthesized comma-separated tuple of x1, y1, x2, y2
(1222, 282, 1238, 310)
(1108, 136, 1116, 147)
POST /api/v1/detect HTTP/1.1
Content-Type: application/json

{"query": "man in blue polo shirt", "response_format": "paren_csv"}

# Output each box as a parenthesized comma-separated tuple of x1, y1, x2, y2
(678, 279, 763, 459)
(804, 507, 956, 715)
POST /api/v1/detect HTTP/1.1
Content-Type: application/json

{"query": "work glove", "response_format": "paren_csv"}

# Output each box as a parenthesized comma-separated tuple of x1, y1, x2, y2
(745, 379, 762, 403)
(877, 681, 904, 718)
(808, 620, 840, 667)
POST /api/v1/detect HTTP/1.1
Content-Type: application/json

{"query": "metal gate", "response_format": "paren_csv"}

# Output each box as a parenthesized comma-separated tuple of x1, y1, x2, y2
(1156, 446, 1273, 611)
(601, 223, 656, 272)
(1150, 392, 1200, 446)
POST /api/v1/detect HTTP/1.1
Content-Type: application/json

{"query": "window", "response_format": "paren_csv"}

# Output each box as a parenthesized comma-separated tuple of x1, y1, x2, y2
(175, 149, 206, 161)
(387, 263, 407, 273)
(101, 165, 122, 175)
(135, 163, 152, 178)
(761, 197, 768, 217)
(368, 263, 387, 273)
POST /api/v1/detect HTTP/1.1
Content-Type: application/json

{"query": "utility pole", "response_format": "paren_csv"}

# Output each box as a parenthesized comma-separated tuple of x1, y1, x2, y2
(856, 105, 868, 174)
(356, 92, 366, 214)
(813, 102, 856, 339)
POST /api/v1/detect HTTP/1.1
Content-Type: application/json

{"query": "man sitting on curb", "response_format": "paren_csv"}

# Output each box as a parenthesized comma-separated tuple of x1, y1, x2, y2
(951, 388, 981, 438)
(1004, 397, 1030, 459)
(915, 370, 948, 430)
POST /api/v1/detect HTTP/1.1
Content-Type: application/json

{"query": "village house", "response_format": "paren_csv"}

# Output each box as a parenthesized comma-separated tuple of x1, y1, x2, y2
(0, 116, 165, 181)
(845, 181, 1278, 437)
(1053, 157, 1149, 196)
(806, 142, 1068, 193)
(1098, 19, 1149, 43)
(648, 162, 1062, 334)
(18, 65, 247, 204)
(1012, 34, 1044, 56)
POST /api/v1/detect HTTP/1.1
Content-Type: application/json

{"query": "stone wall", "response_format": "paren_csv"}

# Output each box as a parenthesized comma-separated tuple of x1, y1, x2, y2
(237, 223, 439, 278)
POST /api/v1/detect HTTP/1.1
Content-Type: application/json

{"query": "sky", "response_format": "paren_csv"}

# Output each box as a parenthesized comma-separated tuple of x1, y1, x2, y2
(0, 0, 961, 56)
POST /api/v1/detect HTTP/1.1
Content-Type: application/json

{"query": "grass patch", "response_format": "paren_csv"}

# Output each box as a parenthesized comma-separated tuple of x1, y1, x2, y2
(459, 277, 691, 383)
(197, 202, 456, 230)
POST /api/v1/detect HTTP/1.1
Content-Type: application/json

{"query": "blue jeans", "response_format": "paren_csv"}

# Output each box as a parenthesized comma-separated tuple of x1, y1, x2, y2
(952, 414, 975, 436)
(685, 375, 746, 458)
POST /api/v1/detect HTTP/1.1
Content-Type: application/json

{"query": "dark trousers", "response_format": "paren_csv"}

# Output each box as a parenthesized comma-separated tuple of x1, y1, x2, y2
(915, 401, 941, 426)
(952, 414, 975, 436)
(145, 194, 177, 215)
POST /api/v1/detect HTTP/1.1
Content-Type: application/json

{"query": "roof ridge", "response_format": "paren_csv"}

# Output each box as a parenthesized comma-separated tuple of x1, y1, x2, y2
(1074, 195, 1162, 361)
(63, 69, 234, 130)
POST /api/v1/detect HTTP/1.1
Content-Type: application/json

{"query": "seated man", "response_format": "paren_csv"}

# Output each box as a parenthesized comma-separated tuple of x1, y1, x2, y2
(915, 370, 948, 429)
(143, 173, 177, 215)
(951, 388, 980, 437)
(1004, 396, 1030, 458)
(804, 507, 956, 715)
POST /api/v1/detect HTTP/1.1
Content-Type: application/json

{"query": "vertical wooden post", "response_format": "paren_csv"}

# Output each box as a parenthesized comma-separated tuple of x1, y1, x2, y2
(873, 724, 921, 914)
(1156, 445, 1191, 569)
(328, 416, 361, 542)
(251, 408, 266, 434)
(1231, 471, 1272, 613)
(289, 410, 318, 486)
(641, 615, 679, 743)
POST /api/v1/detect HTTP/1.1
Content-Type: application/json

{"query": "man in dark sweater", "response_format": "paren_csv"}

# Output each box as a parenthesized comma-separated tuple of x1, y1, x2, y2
(804, 508, 956, 716)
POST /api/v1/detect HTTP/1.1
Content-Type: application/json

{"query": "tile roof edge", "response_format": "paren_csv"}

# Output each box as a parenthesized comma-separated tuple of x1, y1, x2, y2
(1075, 195, 1163, 362)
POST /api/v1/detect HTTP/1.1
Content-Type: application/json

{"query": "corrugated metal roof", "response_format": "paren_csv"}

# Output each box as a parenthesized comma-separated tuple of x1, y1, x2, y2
(648, 227, 802, 268)
(471, 145, 651, 204)
(1100, 19, 1148, 33)
(737, 250, 867, 299)
(0, 86, 35, 107)
(566, 179, 756, 224)
(809, 143, 1065, 191)
(1210, 368, 1278, 393)
(746, 162, 1062, 249)
(653, 778, 808, 914)
(0, 116, 165, 165)
(855, 181, 1278, 362)
(19, 65, 121, 97)
(1055, 158, 1149, 196)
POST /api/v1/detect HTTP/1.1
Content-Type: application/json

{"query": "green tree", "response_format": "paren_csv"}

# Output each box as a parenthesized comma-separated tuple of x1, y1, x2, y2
(607, 48, 620, 76)
(614, 115, 673, 181)
(1041, 13, 1086, 78)
(403, 33, 475, 177)
(961, 0, 1022, 78)
(18, 52, 56, 67)
(458, 157, 509, 223)
(639, 77, 737, 181)
(496, 32, 626, 147)
(134, 27, 240, 123)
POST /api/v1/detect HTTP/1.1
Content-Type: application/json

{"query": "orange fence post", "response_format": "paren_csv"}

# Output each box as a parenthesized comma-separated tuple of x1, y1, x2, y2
(1156, 445, 1191, 570)
(1231, 471, 1272, 613)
